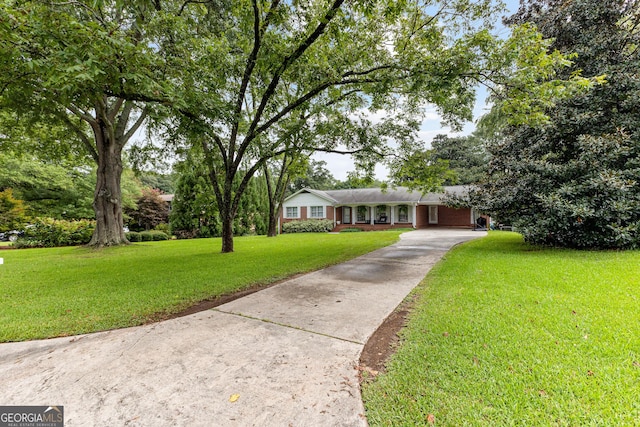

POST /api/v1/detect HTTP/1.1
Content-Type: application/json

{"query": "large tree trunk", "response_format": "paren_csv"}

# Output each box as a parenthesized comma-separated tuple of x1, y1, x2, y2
(266, 201, 279, 237)
(87, 125, 128, 247)
(220, 207, 234, 253)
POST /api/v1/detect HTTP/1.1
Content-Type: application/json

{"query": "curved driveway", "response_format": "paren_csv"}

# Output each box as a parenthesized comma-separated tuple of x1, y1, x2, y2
(0, 228, 485, 426)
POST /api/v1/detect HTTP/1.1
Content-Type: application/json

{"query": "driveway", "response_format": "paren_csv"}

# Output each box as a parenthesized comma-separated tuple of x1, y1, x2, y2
(0, 228, 486, 426)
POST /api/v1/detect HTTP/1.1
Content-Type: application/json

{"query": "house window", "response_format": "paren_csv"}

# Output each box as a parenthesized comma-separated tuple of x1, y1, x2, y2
(286, 206, 298, 218)
(398, 205, 408, 222)
(310, 206, 324, 218)
(356, 206, 368, 222)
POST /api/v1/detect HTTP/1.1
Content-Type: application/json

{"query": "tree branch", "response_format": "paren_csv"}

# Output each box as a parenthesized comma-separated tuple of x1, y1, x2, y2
(57, 112, 99, 163)
(239, 0, 346, 163)
(253, 74, 388, 138)
(67, 103, 97, 125)
(123, 106, 148, 143)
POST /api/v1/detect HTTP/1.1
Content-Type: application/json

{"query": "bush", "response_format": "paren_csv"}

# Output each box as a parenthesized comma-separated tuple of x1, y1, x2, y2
(136, 230, 168, 242)
(126, 231, 142, 242)
(140, 231, 154, 242)
(16, 218, 95, 248)
(151, 230, 168, 241)
(154, 223, 171, 235)
(340, 228, 363, 232)
(282, 219, 334, 233)
(13, 239, 43, 249)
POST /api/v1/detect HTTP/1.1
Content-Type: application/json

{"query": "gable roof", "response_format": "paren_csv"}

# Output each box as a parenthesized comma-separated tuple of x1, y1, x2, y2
(284, 185, 470, 205)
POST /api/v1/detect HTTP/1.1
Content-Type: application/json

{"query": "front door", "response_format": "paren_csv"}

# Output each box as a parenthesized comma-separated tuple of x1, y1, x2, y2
(343, 207, 351, 224)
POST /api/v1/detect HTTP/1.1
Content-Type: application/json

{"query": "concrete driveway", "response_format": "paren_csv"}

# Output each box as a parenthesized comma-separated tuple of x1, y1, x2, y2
(0, 228, 485, 426)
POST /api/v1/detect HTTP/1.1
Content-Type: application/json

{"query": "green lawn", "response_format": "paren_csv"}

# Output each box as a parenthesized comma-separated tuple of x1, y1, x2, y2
(0, 231, 402, 342)
(363, 232, 640, 426)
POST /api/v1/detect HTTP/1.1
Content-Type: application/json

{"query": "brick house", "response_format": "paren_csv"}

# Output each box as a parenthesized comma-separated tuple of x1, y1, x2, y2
(279, 186, 488, 232)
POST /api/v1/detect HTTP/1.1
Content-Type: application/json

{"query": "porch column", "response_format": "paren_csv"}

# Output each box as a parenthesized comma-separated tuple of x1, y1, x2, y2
(351, 205, 357, 224)
(370, 206, 374, 225)
(390, 205, 395, 226)
(412, 204, 417, 228)
(334, 206, 337, 228)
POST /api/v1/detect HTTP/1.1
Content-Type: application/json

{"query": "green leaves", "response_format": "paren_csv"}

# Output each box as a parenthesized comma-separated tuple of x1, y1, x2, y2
(476, 0, 640, 249)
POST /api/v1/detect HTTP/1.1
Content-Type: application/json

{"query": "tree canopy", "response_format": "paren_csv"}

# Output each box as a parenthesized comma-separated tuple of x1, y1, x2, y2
(477, 0, 640, 248)
(1, 0, 588, 252)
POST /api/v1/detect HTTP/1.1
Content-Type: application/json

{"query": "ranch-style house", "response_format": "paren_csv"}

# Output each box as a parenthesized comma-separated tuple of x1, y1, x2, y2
(280, 185, 488, 232)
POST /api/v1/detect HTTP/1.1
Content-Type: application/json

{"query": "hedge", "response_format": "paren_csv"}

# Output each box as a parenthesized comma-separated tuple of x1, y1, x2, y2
(282, 219, 334, 233)
(137, 230, 169, 242)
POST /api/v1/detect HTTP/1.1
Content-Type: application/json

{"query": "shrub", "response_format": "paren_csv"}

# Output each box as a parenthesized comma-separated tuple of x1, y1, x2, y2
(154, 222, 171, 235)
(150, 230, 168, 241)
(17, 218, 95, 248)
(126, 232, 142, 242)
(140, 231, 154, 242)
(282, 219, 334, 233)
(13, 239, 42, 249)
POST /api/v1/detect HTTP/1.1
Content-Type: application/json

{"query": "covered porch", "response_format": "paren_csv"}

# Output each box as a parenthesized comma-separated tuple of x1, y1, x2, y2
(333, 204, 418, 229)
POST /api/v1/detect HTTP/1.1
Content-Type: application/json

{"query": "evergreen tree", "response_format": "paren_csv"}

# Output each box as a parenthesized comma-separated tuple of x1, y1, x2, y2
(479, 0, 640, 248)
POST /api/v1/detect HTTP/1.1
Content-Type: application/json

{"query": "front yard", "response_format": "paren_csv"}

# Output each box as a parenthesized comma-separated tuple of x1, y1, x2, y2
(0, 231, 403, 342)
(363, 232, 640, 426)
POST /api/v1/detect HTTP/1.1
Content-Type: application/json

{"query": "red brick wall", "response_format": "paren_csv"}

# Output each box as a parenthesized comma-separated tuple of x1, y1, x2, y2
(437, 206, 473, 227)
(416, 205, 429, 228)
(415, 205, 474, 228)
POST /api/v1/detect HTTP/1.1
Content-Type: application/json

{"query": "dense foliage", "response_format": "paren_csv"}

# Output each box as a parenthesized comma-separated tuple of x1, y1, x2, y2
(478, 0, 640, 249)
(431, 134, 488, 185)
(126, 188, 169, 232)
(282, 219, 334, 234)
(170, 150, 268, 239)
(15, 218, 95, 248)
(0, 189, 27, 232)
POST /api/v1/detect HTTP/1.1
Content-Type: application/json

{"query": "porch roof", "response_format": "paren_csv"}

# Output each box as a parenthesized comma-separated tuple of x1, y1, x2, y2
(288, 185, 470, 206)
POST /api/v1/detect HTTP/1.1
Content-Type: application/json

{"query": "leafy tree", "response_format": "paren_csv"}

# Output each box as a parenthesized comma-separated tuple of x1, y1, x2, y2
(135, 171, 175, 195)
(1, 0, 586, 253)
(387, 149, 455, 192)
(0, 152, 142, 221)
(127, 188, 169, 231)
(0, 189, 27, 232)
(288, 160, 337, 193)
(263, 152, 307, 237)
(0, 1, 184, 247)
(170, 149, 268, 238)
(477, 0, 640, 248)
(170, 152, 220, 239)
(234, 174, 269, 236)
(165, 0, 582, 252)
(431, 134, 488, 185)
(0, 153, 94, 219)
(333, 172, 386, 189)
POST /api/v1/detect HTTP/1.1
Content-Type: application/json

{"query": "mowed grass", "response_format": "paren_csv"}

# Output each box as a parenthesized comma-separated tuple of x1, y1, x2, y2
(0, 231, 402, 342)
(363, 232, 640, 426)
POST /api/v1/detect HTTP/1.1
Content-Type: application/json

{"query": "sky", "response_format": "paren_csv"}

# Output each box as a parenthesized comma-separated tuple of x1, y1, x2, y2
(315, 0, 520, 181)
